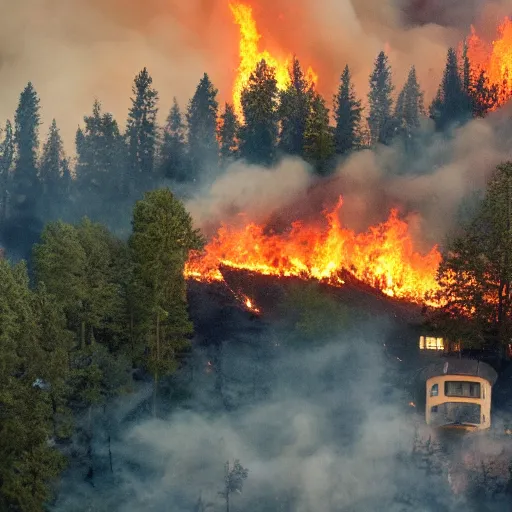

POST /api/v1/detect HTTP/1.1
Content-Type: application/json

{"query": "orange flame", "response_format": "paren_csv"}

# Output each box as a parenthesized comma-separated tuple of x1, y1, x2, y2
(185, 197, 442, 304)
(229, 2, 318, 118)
(466, 18, 512, 106)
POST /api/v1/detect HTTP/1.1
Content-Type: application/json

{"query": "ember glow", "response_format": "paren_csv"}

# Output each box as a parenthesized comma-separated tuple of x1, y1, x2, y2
(185, 198, 442, 304)
(229, 2, 318, 118)
(467, 18, 512, 106)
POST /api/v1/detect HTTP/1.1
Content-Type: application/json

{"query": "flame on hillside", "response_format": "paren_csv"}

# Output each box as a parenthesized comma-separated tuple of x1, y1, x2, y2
(229, 2, 317, 119)
(185, 197, 442, 305)
(467, 18, 512, 107)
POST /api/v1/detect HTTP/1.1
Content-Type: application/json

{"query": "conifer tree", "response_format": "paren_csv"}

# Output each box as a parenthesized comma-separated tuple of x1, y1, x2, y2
(303, 93, 335, 175)
(126, 68, 159, 195)
(186, 73, 219, 182)
(239, 59, 279, 166)
(0, 120, 14, 223)
(76, 100, 126, 221)
(12, 82, 41, 212)
(394, 66, 425, 138)
(160, 97, 188, 181)
(278, 56, 313, 157)
(218, 102, 239, 165)
(333, 65, 363, 155)
(429, 48, 471, 130)
(39, 119, 67, 218)
(367, 51, 395, 145)
(129, 188, 204, 415)
(470, 70, 499, 117)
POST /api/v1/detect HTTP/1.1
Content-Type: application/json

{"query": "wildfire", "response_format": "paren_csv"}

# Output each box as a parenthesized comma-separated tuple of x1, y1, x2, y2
(466, 18, 512, 106)
(229, 2, 318, 118)
(185, 197, 442, 304)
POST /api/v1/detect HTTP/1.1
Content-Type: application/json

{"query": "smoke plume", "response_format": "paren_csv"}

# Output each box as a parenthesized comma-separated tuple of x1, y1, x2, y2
(0, 0, 509, 149)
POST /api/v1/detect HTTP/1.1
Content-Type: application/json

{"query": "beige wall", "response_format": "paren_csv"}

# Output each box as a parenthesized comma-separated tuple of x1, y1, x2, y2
(425, 375, 493, 430)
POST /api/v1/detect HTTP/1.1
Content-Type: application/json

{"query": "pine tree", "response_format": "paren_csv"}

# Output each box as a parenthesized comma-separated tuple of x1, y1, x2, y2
(239, 59, 279, 166)
(303, 93, 335, 175)
(0, 120, 14, 223)
(126, 68, 159, 195)
(394, 66, 425, 138)
(12, 82, 41, 212)
(129, 188, 204, 415)
(76, 100, 126, 221)
(39, 119, 68, 218)
(470, 70, 499, 117)
(333, 65, 363, 155)
(218, 103, 239, 165)
(429, 48, 471, 130)
(367, 51, 395, 145)
(186, 73, 219, 183)
(160, 98, 188, 182)
(278, 56, 313, 157)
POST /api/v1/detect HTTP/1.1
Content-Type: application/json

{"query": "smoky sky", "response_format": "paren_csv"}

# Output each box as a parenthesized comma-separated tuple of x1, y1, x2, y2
(1, 0, 510, 151)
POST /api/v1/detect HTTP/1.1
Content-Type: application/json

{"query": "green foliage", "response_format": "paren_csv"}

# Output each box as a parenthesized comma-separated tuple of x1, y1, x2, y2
(186, 73, 219, 182)
(367, 51, 395, 145)
(432, 162, 512, 346)
(218, 102, 240, 164)
(303, 93, 335, 175)
(126, 68, 159, 195)
(160, 97, 189, 181)
(333, 65, 363, 155)
(394, 66, 425, 137)
(0, 259, 66, 511)
(129, 188, 204, 378)
(239, 59, 279, 166)
(0, 120, 14, 223)
(278, 56, 313, 157)
(429, 48, 471, 130)
(12, 82, 41, 211)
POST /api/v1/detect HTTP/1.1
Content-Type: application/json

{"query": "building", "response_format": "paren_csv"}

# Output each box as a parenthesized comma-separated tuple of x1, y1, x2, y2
(421, 359, 498, 431)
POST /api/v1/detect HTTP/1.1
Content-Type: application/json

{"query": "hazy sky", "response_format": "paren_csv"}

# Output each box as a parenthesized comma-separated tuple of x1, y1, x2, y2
(0, 0, 509, 151)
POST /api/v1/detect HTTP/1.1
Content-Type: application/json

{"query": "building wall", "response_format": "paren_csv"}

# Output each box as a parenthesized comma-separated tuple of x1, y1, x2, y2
(425, 375, 493, 430)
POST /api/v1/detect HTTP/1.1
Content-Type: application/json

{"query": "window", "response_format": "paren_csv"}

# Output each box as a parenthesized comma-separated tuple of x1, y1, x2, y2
(419, 336, 444, 350)
(430, 383, 439, 397)
(429, 403, 481, 426)
(444, 381, 480, 398)
(431, 405, 438, 413)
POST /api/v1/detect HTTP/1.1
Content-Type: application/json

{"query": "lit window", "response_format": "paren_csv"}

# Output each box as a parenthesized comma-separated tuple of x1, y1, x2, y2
(419, 336, 444, 350)
(430, 383, 438, 397)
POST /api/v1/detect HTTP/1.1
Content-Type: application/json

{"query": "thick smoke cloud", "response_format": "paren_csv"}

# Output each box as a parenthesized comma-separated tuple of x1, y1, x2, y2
(1, 0, 509, 150)
(50, 313, 512, 511)
(186, 105, 512, 251)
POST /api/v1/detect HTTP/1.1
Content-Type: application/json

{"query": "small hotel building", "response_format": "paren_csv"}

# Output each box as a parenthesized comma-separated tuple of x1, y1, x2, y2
(422, 359, 498, 431)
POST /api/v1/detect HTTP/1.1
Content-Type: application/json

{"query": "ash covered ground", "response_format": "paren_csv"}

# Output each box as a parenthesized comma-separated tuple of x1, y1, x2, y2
(51, 273, 512, 512)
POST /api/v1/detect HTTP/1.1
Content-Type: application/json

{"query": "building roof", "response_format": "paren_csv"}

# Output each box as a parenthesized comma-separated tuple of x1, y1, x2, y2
(421, 358, 498, 385)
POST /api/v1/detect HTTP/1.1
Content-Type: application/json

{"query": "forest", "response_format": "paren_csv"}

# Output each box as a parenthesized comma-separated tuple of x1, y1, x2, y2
(2, 41, 512, 511)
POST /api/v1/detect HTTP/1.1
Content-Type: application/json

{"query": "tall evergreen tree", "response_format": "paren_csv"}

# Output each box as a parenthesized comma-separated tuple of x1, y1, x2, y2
(429, 48, 471, 130)
(39, 119, 67, 218)
(129, 188, 204, 415)
(394, 66, 425, 138)
(367, 51, 395, 145)
(303, 93, 335, 175)
(333, 65, 363, 155)
(160, 97, 188, 182)
(126, 68, 159, 195)
(186, 73, 219, 182)
(12, 82, 41, 212)
(0, 120, 14, 223)
(278, 56, 313, 157)
(239, 59, 279, 166)
(76, 100, 126, 222)
(218, 102, 239, 164)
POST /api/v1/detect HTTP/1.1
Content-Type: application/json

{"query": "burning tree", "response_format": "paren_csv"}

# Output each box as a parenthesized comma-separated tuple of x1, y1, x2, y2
(218, 459, 249, 512)
(431, 162, 512, 348)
